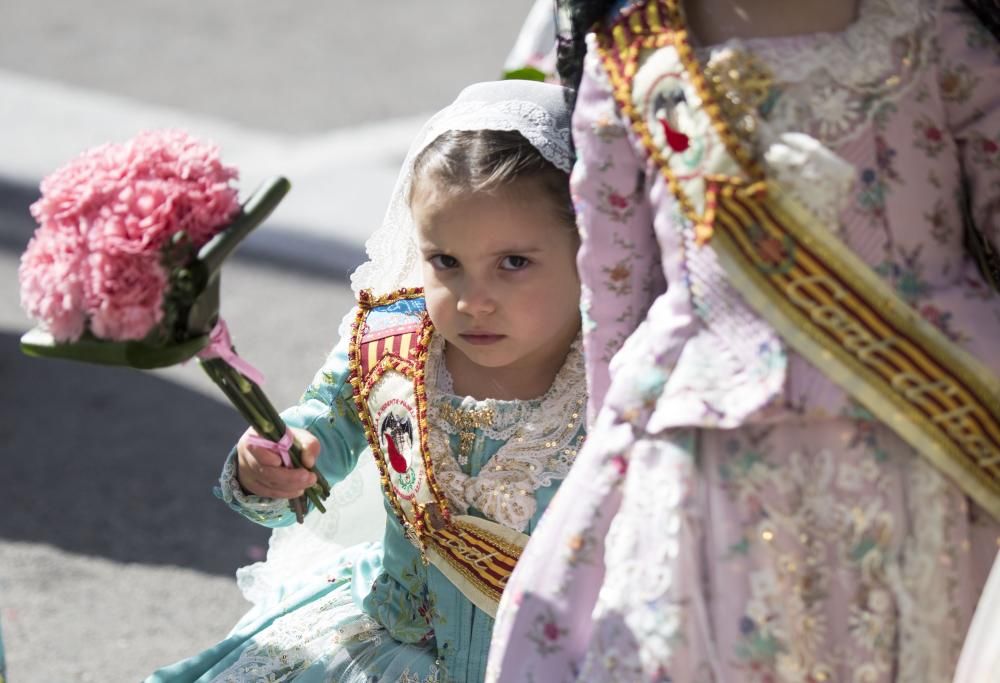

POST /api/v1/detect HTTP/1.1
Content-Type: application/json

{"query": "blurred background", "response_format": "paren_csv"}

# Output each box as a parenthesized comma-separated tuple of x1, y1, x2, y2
(0, 1, 538, 680)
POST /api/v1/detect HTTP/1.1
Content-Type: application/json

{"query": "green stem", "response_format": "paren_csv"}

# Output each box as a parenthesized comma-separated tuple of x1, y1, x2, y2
(199, 357, 329, 523)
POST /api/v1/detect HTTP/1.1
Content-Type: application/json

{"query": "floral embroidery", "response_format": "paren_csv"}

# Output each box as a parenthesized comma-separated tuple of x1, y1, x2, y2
(810, 85, 864, 140)
(918, 304, 968, 342)
(913, 115, 948, 157)
(937, 62, 978, 103)
(596, 182, 639, 222)
(717, 423, 917, 683)
(874, 250, 931, 304)
(602, 259, 633, 296)
(526, 607, 568, 656)
(923, 197, 952, 242)
(398, 666, 443, 683)
(593, 112, 628, 143)
(857, 168, 889, 219)
(968, 131, 1000, 170)
(874, 135, 900, 181)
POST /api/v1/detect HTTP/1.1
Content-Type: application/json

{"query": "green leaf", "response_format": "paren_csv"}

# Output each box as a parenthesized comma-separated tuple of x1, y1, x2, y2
(728, 537, 750, 556)
(850, 537, 878, 562)
(503, 67, 548, 82)
(20, 327, 210, 369)
(198, 176, 291, 277)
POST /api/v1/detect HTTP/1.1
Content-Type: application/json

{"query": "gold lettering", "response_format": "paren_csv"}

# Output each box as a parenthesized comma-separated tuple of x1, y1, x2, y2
(777, 255, 1000, 477)
(436, 534, 504, 571)
(891, 372, 961, 403)
(852, 337, 897, 363)
(933, 405, 979, 445)
(810, 304, 847, 330)
(786, 274, 846, 309)
(978, 445, 1000, 467)
(786, 275, 897, 369)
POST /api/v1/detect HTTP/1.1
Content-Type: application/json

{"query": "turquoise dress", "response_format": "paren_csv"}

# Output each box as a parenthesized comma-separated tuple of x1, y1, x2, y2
(147, 303, 586, 683)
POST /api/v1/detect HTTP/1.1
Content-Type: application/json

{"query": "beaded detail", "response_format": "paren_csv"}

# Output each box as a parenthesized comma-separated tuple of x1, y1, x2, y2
(426, 333, 587, 532)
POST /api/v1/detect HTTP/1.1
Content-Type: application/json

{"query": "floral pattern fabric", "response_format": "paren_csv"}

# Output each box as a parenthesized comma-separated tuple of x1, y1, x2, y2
(487, 0, 1000, 681)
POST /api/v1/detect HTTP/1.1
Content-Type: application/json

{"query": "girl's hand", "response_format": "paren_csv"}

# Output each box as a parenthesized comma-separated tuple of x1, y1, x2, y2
(235, 426, 319, 499)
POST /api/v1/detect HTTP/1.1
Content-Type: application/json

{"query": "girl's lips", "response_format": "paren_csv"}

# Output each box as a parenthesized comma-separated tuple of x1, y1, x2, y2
(459, 332, 505, 345)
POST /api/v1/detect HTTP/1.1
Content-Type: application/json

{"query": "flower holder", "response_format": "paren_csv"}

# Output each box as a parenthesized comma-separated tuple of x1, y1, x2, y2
(21, 175, 329, 523)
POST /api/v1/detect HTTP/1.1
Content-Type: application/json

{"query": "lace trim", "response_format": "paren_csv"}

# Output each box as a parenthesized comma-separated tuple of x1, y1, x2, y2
(698, 0, 937, 146)
(218, 453, 290, 520)
(425, 334, 587, 532)
(419, 100, 573, 174)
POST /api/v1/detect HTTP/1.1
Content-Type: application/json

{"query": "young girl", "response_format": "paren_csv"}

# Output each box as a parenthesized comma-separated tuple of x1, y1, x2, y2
(488, 0, 1000, 681)
(146, 79, 585, 683)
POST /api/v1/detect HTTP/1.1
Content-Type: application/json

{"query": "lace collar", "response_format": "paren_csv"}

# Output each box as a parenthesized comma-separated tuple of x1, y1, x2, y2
(693, 0, 937, 146)
(695, 0, 935, 86)
(424, 331, 587, 532)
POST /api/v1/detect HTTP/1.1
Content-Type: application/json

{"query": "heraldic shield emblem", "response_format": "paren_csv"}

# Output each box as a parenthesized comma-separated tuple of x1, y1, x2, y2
(348, 289, 445, 532)
(348, 288, 533, 617)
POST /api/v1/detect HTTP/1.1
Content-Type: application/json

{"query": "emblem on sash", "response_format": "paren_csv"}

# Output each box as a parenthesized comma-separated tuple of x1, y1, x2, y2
(348, 288, 530, 615)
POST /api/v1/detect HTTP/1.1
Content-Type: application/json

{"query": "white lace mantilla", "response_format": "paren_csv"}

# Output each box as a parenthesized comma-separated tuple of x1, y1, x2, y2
(425, 334, 587, 532)
(419, 100, 573, 175)
(699, 0, 937, 147)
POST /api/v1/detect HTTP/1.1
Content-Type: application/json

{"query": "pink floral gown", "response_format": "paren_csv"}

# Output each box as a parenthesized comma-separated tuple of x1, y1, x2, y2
(486, 0, 1000, 681)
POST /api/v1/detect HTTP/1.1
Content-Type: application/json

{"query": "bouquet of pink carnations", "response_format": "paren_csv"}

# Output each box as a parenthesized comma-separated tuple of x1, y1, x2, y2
(18, 129, 329, 522)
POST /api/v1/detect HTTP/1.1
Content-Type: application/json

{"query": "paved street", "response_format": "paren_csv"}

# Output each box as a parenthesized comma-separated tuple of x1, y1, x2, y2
(0, 2, 536, 680)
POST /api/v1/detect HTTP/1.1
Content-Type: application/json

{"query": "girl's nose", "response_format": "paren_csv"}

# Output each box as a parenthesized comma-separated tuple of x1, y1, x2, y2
(455, 282, 496, 316)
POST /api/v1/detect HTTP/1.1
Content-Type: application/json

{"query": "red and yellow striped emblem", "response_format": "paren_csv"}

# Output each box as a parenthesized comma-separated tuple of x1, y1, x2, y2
(360, 331, 420, 377)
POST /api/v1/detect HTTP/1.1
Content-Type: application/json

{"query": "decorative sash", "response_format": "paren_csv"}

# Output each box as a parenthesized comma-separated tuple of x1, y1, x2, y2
(347, 288, 528, 616)
(595, 0, 1000, 519)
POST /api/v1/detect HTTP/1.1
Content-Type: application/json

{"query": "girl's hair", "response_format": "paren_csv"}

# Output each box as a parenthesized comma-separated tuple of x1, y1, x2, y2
(411, 129, 575, 228)
(556, 0, 619, 108)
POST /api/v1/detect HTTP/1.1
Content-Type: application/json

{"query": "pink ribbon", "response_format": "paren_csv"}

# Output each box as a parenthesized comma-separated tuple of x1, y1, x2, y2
(246, 429, 294, 468)
(196, 318, 265, 386)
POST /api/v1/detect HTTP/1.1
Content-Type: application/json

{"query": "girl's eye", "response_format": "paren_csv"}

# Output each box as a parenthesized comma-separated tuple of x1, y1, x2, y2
(428, 254, 459, 270)
(499, 255, 531, 271)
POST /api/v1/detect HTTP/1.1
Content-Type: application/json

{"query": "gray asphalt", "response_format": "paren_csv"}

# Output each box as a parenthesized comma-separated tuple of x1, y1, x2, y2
(0, 2, 535, 680)
(1, 1, 533, 133)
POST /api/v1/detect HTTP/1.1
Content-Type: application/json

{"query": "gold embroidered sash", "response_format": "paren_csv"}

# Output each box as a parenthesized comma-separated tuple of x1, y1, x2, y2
(348, 288, 527, 616)
(595, 0, 1000, 519)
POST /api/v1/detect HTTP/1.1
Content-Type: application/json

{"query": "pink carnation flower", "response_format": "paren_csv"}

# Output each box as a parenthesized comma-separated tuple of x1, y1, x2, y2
(86, 250, 169, 341)
(19, 228, 89, 342)
(20, 130, 240, 342)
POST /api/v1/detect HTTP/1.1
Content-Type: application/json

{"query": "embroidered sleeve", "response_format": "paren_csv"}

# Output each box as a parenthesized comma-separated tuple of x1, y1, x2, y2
(937, 0, 1000, 245)
(214, 333, 371, 527)
(573, 46, 665, 422)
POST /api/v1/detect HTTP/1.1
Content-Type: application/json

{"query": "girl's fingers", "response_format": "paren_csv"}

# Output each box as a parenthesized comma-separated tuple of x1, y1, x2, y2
(290, 427, 320, 469)
(243, 444, 284, 468)
(236, 426, 320, 500)
(242, 465, 317, 499)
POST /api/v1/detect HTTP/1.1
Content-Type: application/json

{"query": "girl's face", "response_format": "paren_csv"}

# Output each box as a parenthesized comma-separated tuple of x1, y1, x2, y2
(413, 176, 581, 398)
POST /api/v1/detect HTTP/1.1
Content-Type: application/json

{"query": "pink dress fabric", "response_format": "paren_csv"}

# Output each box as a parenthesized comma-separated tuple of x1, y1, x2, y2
(486, 0, 1000, 681)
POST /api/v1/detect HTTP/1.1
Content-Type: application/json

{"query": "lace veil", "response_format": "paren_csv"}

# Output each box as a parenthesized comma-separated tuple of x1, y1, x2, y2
(236, 80, 574, 607)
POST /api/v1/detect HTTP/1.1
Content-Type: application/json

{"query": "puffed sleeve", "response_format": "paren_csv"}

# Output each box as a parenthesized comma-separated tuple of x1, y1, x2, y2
(572, 43, 665, 421)
(937, 0, 999, 248)
(215, 330, 371, 527)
